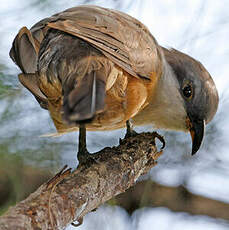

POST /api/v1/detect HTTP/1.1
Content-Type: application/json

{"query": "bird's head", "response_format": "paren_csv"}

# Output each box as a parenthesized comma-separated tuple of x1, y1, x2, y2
(160, 47, 219, 155)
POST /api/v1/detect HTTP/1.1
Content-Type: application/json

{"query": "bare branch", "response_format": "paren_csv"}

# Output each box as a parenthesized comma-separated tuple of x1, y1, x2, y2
(0, 132, 163, 230)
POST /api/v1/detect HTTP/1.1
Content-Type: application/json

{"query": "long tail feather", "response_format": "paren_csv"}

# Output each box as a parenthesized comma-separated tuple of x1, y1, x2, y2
(63, 68, 106, 123)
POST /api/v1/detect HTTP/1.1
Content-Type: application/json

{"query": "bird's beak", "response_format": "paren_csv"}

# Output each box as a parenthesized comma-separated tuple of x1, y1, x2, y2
(186, 117, 205, 155)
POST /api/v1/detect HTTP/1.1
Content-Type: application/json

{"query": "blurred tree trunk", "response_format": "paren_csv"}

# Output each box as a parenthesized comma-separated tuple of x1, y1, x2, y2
(113, 179, 229, 220)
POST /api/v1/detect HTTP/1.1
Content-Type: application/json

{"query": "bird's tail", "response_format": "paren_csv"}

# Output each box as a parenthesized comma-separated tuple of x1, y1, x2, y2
(37, 29, 111, 124)
(62, 58, 109, 123)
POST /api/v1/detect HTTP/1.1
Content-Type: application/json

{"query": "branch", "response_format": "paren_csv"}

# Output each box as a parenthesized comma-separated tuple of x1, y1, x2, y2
(0, 132, 163, 230)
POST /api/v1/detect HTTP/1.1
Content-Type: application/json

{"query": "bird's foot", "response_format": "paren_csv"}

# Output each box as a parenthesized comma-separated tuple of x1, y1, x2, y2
(125, 129, 138, 138)
(77, 149, 97, 166)
(152, 131, 166, 151)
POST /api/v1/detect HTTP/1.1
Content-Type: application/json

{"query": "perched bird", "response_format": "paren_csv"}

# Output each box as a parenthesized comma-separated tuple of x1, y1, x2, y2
(10, 5, 218, 163)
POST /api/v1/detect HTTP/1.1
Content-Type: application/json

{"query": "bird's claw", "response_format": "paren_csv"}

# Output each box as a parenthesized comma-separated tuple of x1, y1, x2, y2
(152, 132, 165, 150)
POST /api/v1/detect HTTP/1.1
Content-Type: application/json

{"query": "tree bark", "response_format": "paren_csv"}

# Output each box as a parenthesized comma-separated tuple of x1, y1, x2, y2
(0, 132, 163, 230)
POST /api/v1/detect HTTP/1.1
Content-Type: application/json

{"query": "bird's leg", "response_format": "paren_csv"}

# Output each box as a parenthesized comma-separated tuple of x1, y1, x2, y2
(77, 123, 90, 164)
(125, 119, 138, 138)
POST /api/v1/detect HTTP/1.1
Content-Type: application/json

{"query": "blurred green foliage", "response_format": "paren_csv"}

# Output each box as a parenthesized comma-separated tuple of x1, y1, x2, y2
(0, 79, 11, 97)
(0, 62, 14, 97)
(0, 152, 52, 214)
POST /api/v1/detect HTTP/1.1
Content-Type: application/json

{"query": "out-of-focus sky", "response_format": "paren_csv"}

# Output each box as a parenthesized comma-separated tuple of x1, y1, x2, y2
(0, 0, 229, 229)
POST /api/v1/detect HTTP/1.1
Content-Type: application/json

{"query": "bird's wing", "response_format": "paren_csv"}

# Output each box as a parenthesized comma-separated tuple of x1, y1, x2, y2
(30, 5, 162, 80)
(18, 73, 48, 109)
(9, 27, 39, 73)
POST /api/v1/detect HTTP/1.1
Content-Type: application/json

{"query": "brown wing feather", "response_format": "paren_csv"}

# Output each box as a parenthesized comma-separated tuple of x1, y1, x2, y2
(18, 73, 48, 109)
(29, 5, 162, 80)
(10, 27, 39, 73)
(10, 27, 48, 109)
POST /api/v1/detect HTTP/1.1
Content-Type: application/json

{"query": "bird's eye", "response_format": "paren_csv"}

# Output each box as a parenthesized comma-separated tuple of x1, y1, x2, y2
(182, 84, 192, 98)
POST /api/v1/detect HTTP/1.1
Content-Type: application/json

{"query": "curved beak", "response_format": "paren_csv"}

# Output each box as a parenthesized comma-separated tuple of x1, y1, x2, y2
(187, 117, 205, 155)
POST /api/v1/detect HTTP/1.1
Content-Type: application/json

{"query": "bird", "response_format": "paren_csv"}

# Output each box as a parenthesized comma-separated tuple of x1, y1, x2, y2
(9, 5, 219, 164)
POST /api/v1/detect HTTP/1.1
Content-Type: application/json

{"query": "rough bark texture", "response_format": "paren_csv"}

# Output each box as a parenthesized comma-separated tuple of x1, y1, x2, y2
(114, 180, 229, 220)
(0, 132, 163, 230)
